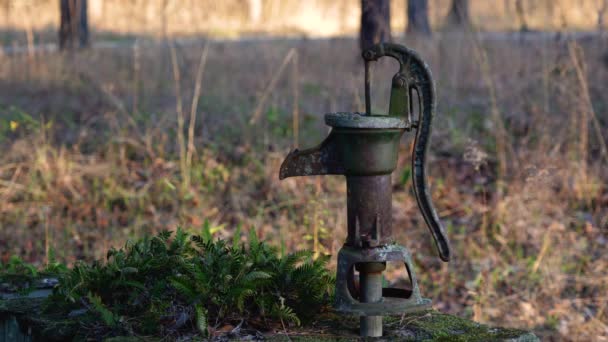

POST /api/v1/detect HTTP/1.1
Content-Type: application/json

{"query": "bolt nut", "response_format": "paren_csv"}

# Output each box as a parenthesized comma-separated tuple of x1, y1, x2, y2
(393, 76, 407, 87)
(363, 50, 376, 60)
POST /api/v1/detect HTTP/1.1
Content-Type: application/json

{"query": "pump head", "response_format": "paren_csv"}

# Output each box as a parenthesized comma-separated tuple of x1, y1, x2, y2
(280, 43, 450, 262)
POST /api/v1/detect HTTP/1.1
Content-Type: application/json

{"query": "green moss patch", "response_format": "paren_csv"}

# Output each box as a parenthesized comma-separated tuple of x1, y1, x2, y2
(384, 310, 539, 341)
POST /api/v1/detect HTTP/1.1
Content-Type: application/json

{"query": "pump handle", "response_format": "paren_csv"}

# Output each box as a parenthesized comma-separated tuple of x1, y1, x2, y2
(363, 43, 451, 262)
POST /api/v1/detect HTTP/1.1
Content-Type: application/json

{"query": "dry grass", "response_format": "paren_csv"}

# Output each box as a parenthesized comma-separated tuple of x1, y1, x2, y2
(0, 31, 607, 340)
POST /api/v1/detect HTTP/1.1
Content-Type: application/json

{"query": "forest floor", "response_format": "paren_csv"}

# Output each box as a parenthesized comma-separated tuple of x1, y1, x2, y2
(0, 32, 607, 340)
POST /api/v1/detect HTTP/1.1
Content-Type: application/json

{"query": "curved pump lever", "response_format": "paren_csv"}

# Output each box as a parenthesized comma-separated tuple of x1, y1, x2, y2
(363, 43, 450, 262)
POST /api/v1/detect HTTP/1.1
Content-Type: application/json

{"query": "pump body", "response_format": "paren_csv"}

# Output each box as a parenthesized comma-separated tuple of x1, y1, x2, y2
(279, 43, 450, 337)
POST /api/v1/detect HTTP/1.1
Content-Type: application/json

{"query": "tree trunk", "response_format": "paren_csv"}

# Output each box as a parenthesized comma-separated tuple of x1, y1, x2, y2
(515, 0, 529, 32)
(599, 0, 608, 31)
(59, 0, 89, 50)
(360, 0, 391, 51)
(447, 0, 470, 28)
(407, 0, 431, 36)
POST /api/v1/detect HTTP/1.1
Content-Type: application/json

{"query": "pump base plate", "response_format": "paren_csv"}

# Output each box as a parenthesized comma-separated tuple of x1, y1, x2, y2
(334, 244, 431, 316)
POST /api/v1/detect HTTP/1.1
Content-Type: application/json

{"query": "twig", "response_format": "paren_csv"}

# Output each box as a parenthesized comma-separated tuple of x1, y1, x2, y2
(291, 50, 299, 148)
(0, 164, 22, 201)
(249, 48, 296, 124)
(185, 43, 210, 188)
(567, 41, 608, 165)
(169, 42, 187, 190)
(132, 39, 141, 115)
(279, 317, 292, 342)
(532, 223, 555, 273)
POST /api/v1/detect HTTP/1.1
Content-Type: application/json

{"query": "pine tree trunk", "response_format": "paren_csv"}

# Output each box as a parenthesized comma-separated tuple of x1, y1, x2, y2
(360, 0, 391, 51)
(59, 0, 89, 50)
(447, 0, 470, 28)
(407, 0, 431, 36)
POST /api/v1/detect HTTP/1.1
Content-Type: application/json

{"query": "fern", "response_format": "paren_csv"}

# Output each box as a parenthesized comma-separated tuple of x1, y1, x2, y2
(194, 304, 208, 336)
(29, 226, 334, 338)
(170, 277, 198, 301)
(243, 270, 272, 282)
(88, 292, 118, 327)
(272, 303, 301, 326)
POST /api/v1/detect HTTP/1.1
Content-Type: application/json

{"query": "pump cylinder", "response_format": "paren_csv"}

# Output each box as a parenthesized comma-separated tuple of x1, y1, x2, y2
(346, 175, 393, 247)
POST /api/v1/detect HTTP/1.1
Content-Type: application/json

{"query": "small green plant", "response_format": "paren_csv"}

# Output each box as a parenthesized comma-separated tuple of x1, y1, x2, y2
(0, 251, 68, 295)
(38, 227, 333, 339)
(0, 106, 53, 143)
(0, 255, 39, 293)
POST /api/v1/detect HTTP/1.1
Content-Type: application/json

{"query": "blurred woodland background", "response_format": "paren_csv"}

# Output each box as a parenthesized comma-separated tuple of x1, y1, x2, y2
(0, 0, 607, 41)
(0, 0, 607, 340)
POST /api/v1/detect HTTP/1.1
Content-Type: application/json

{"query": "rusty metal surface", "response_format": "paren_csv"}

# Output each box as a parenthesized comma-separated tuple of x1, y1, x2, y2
(346, 175, 393, 247)
(279, 132, 344, 179)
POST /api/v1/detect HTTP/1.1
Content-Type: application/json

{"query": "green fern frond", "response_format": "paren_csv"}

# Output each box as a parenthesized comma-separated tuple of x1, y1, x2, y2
(232, 223, 242, 247)
(195, 304, 208, 336)
(157, 230, 172, 242)
(201, 219, 213, 242)
(114, 279, 146, 291)
(235, 288, 255, 312)
(170, 277, 198, 301)
(243, 270, 272, 283)
(248, 227, 259, 249)
(170, 227, 189, 253)
(88, 292, 118, 327)
(272, 303, 301, 326)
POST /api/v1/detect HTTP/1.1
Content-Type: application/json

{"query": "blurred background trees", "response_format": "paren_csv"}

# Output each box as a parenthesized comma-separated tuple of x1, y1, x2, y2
(446, 0, 470, 28)
(0, 0, 604, 49)
(407, 0, 431, 35)
(59, 0, 89, 49)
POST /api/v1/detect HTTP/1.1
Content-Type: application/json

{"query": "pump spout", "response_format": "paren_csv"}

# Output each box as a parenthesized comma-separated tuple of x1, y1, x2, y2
(279, 131, 345, 179)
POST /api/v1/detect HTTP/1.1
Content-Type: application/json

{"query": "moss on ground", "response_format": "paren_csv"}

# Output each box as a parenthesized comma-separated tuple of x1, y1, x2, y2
(0, 232, 538, 341)
(382, 310, 539, 341)
(1, 297, 538, 341)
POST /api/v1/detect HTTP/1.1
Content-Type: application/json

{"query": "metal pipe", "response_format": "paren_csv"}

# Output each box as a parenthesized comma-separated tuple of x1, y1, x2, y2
(358, 262, 385, 337)
(364, 61, 371, 115)
(346, 175, 392, 247)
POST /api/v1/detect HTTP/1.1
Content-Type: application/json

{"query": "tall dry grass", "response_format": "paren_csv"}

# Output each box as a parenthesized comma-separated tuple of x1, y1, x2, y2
(0, 30, 607, 341)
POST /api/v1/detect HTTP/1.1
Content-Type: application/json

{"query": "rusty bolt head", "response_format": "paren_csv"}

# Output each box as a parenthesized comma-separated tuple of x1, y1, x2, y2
(393, 75, 407, 88)
(363, 50, 376, 60)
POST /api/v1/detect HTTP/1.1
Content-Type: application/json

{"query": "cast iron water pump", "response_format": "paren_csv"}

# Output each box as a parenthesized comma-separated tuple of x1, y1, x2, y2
(279, 42, 451, 337)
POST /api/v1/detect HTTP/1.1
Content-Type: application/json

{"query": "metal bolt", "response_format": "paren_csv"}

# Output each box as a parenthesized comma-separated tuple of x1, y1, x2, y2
(393, 75, 407, 88)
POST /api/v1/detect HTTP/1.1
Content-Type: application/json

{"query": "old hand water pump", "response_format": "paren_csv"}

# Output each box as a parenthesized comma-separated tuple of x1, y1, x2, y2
(279, 43, 451, 337)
